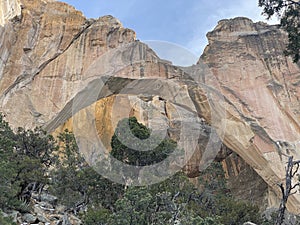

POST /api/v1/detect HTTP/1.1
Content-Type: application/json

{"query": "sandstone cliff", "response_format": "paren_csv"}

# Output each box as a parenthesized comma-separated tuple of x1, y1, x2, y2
(0, 0, 300, 214)
(201, 17, 300, 211)
(0, 0, 21, 26)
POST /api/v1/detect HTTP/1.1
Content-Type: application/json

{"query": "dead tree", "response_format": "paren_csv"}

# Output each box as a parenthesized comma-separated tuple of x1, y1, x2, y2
(275, 156, 300, 225)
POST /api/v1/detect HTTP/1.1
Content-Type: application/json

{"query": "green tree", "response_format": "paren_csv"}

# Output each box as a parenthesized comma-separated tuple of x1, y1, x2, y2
(82, 118, 265, 225)
(259, 0, 300, 62)
(0, 212, 17, 225)
(196, 162, 262, 225)
(0, 114, 58, 211)
(0, 114, 20, 210)
(110, 187, 156, 224)
(82, 207, 111, 225)
(50, 130, 123, 212)
(50, 129, 87, 209)
(111, 117, 176, 167)
(13, 127, 58, 201)
(216, 196, 261, 225)
(108, 174, 223, 225)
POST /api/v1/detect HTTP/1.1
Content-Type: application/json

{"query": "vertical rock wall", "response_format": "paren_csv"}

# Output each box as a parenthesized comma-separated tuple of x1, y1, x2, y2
(0, 0, 21, 26)
(0, 0, 300, 214)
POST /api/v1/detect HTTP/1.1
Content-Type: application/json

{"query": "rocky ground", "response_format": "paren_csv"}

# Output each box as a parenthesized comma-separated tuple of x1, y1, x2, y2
(3, 192, 82, 225)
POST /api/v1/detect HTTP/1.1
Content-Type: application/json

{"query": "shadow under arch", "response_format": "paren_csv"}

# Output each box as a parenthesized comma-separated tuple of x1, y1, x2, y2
(43, 41, 226, 185)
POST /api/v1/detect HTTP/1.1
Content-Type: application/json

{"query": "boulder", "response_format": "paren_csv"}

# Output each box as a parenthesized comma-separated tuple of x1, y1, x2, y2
(40, 193, 58, 206)
(22, 213, 37, 223)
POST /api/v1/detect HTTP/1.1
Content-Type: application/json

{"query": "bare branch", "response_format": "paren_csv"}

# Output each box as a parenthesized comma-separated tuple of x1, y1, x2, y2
(172, 191, 180, 202)
(292, 163, 299, 177)
(291, 182, 300, 191)
(275, 156, 300, 225)
(289, 0, 300, 6)
(277, 183, 285, 197)
(289, 190, 298, 196)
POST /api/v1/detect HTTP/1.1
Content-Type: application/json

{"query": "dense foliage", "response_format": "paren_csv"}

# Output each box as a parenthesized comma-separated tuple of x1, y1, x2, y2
(50, 129, 124, 212)
(111, 117, 176, 166)
(259, 0, 300, 62)
(0, 114, 57, 211)
(0, 115, 269, 224)
(0, 212, 16, 225)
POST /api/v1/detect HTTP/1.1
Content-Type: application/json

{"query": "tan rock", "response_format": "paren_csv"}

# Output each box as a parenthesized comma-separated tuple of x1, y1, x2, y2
(201, 17, 300, 213)
(0, 0, 21, 26)
(0, 0, 300, 214)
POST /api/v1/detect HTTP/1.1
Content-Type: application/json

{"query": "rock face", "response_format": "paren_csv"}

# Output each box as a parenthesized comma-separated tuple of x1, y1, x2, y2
(221, 150, 269, 209)
(0, 0, 300, 214)
(0, 0, 136, 129)
(201, 17, 300, 212)
(0, 0, 21, 26)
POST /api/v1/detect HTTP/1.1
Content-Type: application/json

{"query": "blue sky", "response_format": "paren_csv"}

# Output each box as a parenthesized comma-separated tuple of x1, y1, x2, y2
(61, 0, 278, 65)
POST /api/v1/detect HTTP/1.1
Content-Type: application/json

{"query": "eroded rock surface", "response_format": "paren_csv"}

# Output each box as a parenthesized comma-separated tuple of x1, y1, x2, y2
(0, 0, 300, 214)
(0, 0, 21, 26)
(201, 17, 300, 212)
